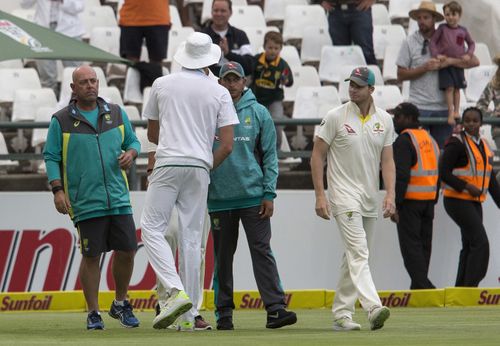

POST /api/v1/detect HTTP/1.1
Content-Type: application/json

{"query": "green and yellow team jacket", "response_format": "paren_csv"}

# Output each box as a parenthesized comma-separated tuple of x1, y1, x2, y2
(43, 97, 141, 223)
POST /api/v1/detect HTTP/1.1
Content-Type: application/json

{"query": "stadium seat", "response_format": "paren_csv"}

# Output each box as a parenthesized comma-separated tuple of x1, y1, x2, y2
(0, 131, 18, 171)
(382, 44, 402, 82)
(124, 105, 141, 121)
(201, 0, 247, 25)
(474, 42, 493, 65)
(12, 89, 57, 122)
(300, 25, 332, 65)
(278, 130, 302, 169)
(142, 87, 152, 110)
(82, 6, 118, 39)
(373, 24, 406, 61)
(0, 1, 23, 13)
(292, 86, 341, 120)
(85, 0, 102, 7)
(280, 45, 302, 70)
(318, 45, 366, 84)
(134, 127, 150, 166)
(31, 106, 55, 148)
(338, 65, 384, 102)
(372, 85, 404, 111)
(0, 60, 24, 69)
(372, 4, 391, 25)
(243, 26, 279, 54)
(283, 66, 321, 102)
(282, 5, 328, 43)
(0, 68, 42, 103)
(59, 66, 107, 105)
(89, 27, 121, 56)
(230, 5, 266, 29)
(388, 0, 420, 21)
(123, 66, 169, 105)
(465, 65, 497, 103)
(99, 86, 124, 106)
(170, 4, 183, 27)
(166, 27, 196, 64)
(263, 0, 308, 23)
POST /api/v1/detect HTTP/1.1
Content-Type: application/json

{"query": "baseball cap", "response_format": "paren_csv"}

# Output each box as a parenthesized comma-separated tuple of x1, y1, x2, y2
(219, 61, 245, 79)
(344, 67, 375, 87)
(392, 102, 420, 120)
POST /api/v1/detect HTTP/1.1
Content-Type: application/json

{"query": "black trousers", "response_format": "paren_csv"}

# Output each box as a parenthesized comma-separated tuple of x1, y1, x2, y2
(397, 200, 436, 289)
(444, 197, 489, 287)
(210, 206, 286, 319)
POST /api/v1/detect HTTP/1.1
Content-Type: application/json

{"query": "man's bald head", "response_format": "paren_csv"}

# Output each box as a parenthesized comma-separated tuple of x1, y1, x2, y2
(72, 65, 97, 83)
(70, 65, 99, 108)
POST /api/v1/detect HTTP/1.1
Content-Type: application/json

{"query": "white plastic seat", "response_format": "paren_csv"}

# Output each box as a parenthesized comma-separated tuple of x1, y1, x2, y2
(283, 66, 321, 102)
(0, 60, 24, 69)
(99, 86, 124, 106)
(318, 45, 366, 83)
(166, 27, 195, 64)
(292, 86, 341, 119)
(12, 88, 57, 122)
(134, 127, 150, 166)
(31, 106, 56, 148)
(11, 8, 36, 22)
(85, 0, 102, 7)
(243, 26, 279, 54)
(142, 87, 152, 111)
(282, 5, 328, 42)
(124, 105, 141, 121)
(373, 24, 406, 61)
(89, 27, 121, 56)
(201, 0, 247, 25)
(382, 44, 401, 82)
(0, 68, 42, 103)
(388, 0, 420, 20)
(372, 85, 404, 111)
(170, 4, 183, 27)
(0, 1, 23, 13)
(474, 42, 493, 65)
(263, 0, 308, 23)
(338, 65, 384, 102)
(82, 6, 117, 39)
(465, 65, 497, 103)
(230, 5, 266, 28)
(300, 25, 332, 64)
(59, 66, 107, 105)
(123, 66, 168, 105)
(372, 4, 391, 25)
(280, 45, 302, 70)
(0, 132, 18, 170)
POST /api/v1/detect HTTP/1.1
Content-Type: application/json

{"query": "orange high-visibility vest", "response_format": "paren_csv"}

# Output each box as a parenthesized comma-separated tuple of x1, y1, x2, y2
(401, 129, 440, 200)
(443, 133, 494, 202)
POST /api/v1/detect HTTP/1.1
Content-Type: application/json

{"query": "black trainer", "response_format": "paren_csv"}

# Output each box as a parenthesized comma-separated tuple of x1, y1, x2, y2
(216, 316, 234, 330)
(87, 310, 104, 330)
(265, 309, 297, 329)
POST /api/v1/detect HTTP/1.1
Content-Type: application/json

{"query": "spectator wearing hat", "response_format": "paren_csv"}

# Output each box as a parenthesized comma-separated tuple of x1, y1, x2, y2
(200, 0, 254, 76)
(311, 67, 395, 331)
(210, 61, 297, 331)
(140, 32, 239, 330)
(391, 102, 440, 290)
(396, 0, 479, 148)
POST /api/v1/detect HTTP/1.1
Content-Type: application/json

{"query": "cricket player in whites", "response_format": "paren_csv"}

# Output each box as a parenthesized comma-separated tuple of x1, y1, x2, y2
(311, 67, 395, 331)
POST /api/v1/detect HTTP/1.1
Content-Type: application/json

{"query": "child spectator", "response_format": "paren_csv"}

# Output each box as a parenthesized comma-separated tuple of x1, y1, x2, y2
(430, 1, 475, 124)
(252, 31, 293, 150)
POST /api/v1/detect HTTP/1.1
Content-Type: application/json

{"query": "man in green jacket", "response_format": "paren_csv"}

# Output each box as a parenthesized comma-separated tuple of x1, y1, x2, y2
(209, 61, 297, 331)
(43, 65, 141, 330)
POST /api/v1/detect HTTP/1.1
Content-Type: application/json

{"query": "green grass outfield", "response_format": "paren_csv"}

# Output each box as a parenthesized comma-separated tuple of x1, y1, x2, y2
(0, 307, 499, 345)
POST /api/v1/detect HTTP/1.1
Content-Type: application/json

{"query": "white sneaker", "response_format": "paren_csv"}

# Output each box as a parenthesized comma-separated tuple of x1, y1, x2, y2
(333, 317, 361, 331)
(368, 306, 390, 330)
(153, 290, 193, 329)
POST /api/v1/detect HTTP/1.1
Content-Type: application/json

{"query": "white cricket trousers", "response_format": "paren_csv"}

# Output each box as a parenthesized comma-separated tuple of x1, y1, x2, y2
(156, 208, 211, 321)
(141, 166, 209, 321)
(332, 212, 382, 320)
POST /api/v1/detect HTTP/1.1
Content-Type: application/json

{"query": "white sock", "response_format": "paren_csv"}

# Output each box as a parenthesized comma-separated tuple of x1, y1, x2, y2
(114, 300, 125, 306)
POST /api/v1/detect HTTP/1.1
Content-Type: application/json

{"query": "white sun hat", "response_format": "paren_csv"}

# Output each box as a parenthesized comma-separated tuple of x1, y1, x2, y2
(174, 32, 221, 69)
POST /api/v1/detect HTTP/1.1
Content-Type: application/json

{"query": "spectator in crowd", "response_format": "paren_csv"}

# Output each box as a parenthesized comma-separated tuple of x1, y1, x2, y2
(311, 67, 395, 331)
(21, 0, 85, 95)
(397, 1, 479, 148)
(252, 31, 293, 151)
(210, 61, 297, 331)
(119, 0, 171, 65)
(140, 32, 238, 329)
(476, 53, 500, 149)
(429, 1, 475, 124)
(200, 0, 254, 76)
(315, 0, 377, 65)
(43, 65, 141, 330)
(440, 107, 500, 287)
(391, 102, 439, 290)
(146, 143, 213, 331)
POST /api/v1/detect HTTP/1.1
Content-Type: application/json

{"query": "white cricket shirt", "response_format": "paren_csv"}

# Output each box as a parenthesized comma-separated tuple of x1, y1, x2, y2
(142, 69, 239, 170)
(317, 101, 395, 217)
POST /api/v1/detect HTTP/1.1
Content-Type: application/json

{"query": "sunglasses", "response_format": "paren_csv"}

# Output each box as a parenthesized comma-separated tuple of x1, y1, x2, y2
(421, 39, 429, 55)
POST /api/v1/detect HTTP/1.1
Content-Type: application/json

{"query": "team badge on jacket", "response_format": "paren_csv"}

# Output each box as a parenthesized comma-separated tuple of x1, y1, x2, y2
(372, 122, 385, 134)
